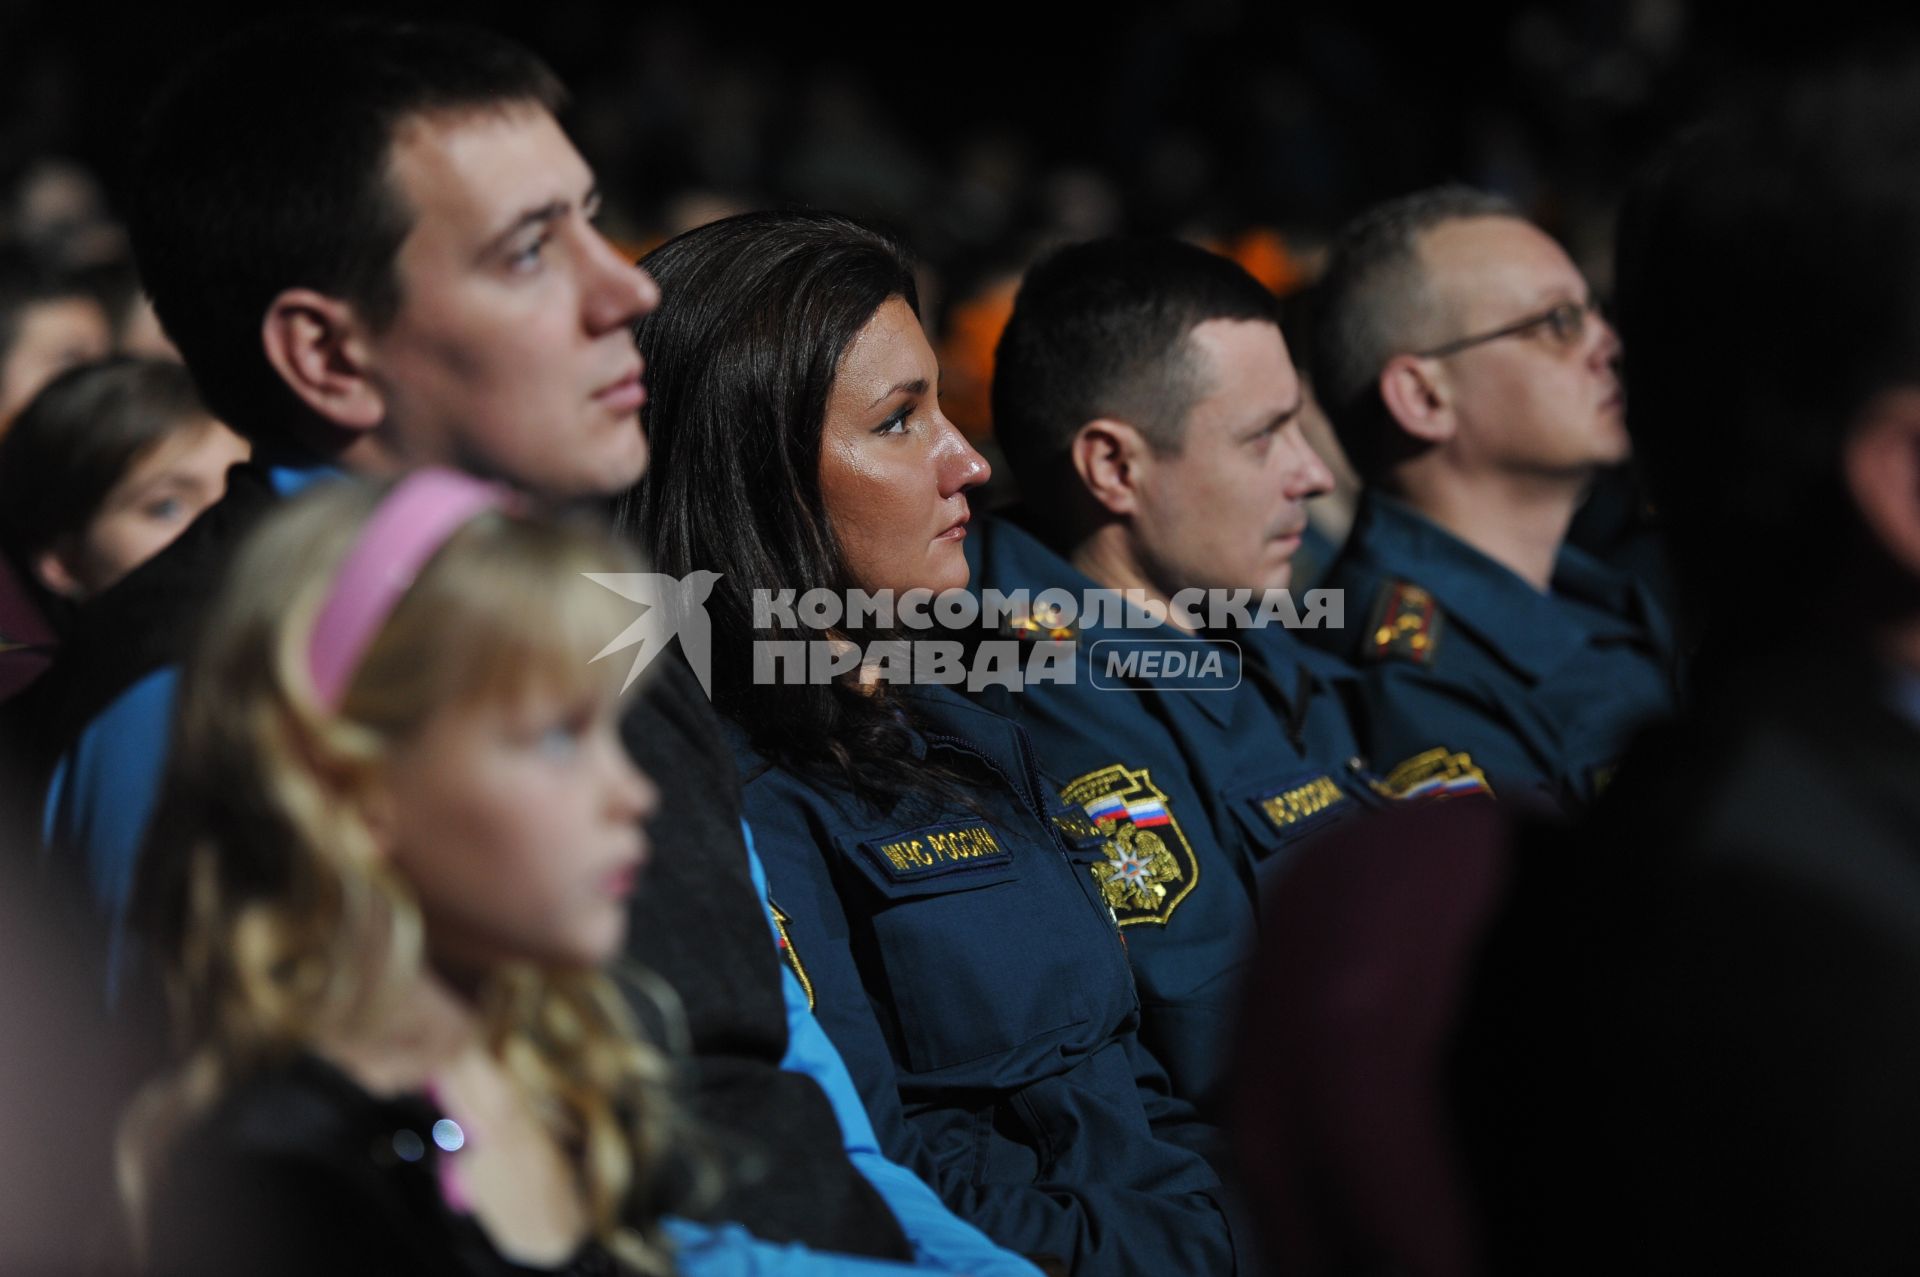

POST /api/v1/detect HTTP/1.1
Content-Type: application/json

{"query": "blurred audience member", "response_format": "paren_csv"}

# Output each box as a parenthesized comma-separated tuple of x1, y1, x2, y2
(1306, 186, 1675, 814)
(0, 358, 246, 606)
(0, 246, 111, 428)
(1462, 57, 1920, 1276)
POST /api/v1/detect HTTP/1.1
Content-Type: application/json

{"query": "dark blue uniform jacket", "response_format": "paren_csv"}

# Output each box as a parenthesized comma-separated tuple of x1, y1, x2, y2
(731, 684, 1241, 1276)
(1306, 491, 1678, 814)
(962, 516, 1483, 1111)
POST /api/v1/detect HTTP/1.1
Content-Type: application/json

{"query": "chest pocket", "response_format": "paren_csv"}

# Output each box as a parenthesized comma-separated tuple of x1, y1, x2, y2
(1221, 769, 1358, 864)
(838, 821, 1090, 1074)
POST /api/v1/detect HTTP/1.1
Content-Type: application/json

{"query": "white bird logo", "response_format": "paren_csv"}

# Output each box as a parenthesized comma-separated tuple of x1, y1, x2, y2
(584, 570, 723, 697)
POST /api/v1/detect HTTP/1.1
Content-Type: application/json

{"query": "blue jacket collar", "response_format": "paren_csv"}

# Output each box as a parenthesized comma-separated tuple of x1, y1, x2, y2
(1349, 491, 1667, 682)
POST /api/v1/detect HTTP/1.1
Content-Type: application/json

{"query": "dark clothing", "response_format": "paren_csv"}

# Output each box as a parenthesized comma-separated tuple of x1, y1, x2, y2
(733, 685, 1239, 1276)
(149, 1054, 630, 1277)
(965, 515, 1444, 1113)
(1455, 652, 1920, 1275)
(620, 655, 911, 1259)
(1307, 491, 1678, 814)
(1232, 798, 1510, 1277)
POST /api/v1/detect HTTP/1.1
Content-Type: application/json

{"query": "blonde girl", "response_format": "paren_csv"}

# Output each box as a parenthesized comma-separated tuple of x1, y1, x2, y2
(121, 470, 1011, 1277)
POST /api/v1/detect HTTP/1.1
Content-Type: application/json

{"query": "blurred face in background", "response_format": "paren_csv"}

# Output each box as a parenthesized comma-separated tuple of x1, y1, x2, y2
(36, 416, 250, 600)
(0, 296, 111, 427)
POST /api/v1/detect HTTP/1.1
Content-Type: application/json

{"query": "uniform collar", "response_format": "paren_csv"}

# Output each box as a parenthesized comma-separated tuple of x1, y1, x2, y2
(1350, 491, 1661, 682)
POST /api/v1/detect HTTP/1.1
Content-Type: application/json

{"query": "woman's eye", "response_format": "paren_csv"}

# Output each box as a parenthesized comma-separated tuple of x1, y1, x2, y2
(143, 497, 184, 521)
(874, 407, 912, 436)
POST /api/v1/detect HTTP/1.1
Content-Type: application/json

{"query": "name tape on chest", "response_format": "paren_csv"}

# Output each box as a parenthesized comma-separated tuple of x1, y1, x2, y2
(1258, 774, 1349, 830)
(1059, 763, 1199, 927)
(859, 823, 1011, 882)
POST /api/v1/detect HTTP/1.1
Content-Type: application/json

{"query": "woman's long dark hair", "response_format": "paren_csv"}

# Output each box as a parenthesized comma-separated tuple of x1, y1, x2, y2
(620, 210, 949, 811)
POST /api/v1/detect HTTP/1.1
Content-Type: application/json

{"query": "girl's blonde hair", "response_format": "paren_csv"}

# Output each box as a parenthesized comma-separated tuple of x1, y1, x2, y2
(120, 477, 677, 1273)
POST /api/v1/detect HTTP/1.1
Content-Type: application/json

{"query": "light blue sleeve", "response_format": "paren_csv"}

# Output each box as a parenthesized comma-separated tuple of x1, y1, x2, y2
(664, 1218, 950, 1276)
(42, 665, 180, 1004)
(741, 821, 1042, 1277)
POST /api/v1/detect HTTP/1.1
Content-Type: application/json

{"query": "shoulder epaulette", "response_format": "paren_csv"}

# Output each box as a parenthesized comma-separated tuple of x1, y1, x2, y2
(1365, 580, 1443, 666)
(1000, 605, 1077, 644)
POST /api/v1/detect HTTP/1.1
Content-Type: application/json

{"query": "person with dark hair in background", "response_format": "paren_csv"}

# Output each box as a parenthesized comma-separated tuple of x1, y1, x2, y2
(626, 210, 1241, 1277)
(0, 358, 247, 607)
(23, 17, 1031, 1270)
(968, 237, 1481, 1116)
(1305, 187, 1676, 815)
(1453, 61, 1920, 1275)
(0, 248, 112, 700)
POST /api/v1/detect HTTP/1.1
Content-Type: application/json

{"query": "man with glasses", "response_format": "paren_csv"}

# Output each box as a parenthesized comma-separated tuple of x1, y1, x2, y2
(1303, 186, 1676, 814)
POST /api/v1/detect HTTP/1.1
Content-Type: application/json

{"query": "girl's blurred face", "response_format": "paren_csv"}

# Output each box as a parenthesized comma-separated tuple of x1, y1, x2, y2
(816, 298, 990, 598)
(42, 417, 250, 600)
(376, 679, 656, 974)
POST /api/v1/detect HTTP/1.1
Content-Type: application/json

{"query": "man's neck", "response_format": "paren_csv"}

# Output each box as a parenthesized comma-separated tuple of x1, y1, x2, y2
(1389, 462, 1587, 593)
(1068, 524, 1196, 634)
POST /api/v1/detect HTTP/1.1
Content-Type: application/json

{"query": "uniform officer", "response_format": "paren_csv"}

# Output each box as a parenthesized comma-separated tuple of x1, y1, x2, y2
(973, 238, 1486, 1113)
(627, 212, 1242, 1277)
(1304, 186, 1677, 814)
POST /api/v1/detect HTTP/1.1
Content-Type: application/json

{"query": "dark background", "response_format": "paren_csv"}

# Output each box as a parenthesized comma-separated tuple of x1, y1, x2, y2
(2, 0, 1915, 344)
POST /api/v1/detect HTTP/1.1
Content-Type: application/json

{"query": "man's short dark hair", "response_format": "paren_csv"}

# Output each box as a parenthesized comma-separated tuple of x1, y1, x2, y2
(1617, 59, 1920, 640)
(991, 237, 1282, 512)
(1310, 186, 1517, 481)
(129, 18, 565, 443)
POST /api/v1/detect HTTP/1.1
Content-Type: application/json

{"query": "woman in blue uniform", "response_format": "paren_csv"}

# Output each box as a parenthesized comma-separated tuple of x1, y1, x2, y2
(621, 211, 1239, 1276)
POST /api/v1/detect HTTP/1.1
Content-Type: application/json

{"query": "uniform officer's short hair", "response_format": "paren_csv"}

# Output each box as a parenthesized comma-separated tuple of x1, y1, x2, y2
(1310, 186, 1516, 482)
(992, 237, 1281, 500)
(129, 18, 564, 445)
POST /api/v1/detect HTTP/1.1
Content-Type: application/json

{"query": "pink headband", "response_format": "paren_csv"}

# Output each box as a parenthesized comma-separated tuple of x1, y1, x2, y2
(307, 468, 511, 709)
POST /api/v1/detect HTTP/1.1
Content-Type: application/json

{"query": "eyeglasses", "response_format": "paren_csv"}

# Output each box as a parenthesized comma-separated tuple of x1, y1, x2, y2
(1413, 298, 1603, 359)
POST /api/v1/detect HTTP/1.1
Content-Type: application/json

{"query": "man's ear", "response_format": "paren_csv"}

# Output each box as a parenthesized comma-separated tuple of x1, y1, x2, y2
(1845, 391, 1920, 580)
(1378, 353, 1456, 444)
(260, 288, 386, 433)
(32, 541, 87, 601)
(1069, 418, 1152, 517)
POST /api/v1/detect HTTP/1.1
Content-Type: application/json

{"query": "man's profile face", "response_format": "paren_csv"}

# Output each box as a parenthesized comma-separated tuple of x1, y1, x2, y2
(1417, 216, 1628, 479)
(360, 105, 657, 500)
(1131, 318, 1333, 596)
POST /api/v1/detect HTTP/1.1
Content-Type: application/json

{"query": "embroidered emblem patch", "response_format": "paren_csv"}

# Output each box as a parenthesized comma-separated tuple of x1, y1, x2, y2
(768, 899, 814, 1011)
(1378, 748, 1493, 802)
(1366, 581, 1443, 666)
(1059, 764, 1199, 927)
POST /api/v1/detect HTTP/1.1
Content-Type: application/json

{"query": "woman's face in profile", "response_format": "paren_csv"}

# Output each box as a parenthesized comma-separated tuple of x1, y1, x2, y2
(817, 297, 990, 598)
